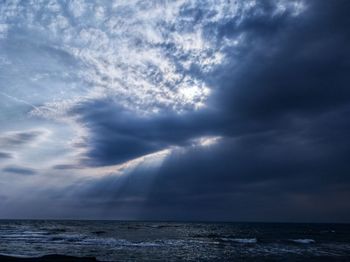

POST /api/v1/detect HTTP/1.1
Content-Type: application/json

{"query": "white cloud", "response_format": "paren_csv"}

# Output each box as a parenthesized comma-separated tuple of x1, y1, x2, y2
(0, 0, 306, 117)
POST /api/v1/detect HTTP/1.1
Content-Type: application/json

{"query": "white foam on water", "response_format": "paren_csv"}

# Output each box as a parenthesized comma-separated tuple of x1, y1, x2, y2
(290, 239, 315, 244)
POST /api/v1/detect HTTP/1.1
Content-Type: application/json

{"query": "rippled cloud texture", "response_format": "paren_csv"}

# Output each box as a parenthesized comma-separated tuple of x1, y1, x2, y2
(0, 0, 350, 222)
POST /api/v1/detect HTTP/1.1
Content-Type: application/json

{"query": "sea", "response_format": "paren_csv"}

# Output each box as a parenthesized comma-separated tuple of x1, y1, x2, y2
(0, 220, 350, 261)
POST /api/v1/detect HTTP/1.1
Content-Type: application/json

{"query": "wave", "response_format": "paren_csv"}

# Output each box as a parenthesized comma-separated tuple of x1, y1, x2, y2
(220, 238, 257, 244)
(193, 233, 221, 239)
(289, 239, 315, 244)
(0, 253, 31, 258)
(147, 224, 180, 229)
(192, 234, 258, 244)
(80, 237, 163, 247)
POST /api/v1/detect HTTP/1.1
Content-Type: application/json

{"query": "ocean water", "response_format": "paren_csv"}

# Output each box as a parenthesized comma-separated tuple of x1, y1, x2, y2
(0, 220, 350, 261)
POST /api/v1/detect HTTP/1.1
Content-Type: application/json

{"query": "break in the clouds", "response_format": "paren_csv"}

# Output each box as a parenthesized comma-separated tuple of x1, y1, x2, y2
(0, 0, 350, 222)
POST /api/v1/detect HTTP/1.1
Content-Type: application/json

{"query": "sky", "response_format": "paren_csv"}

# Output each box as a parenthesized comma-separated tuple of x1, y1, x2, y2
(0, 0, 349, 222)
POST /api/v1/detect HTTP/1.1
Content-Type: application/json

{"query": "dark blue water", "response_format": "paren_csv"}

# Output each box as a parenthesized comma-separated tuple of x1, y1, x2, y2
(0, 220, 349, 261)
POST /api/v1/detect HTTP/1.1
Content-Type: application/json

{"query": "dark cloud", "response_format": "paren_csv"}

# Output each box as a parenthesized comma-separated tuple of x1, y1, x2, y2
(3, 166, 37, 175)
(73, 0, 350, 165)
(70, 121, 350, 222)
(0, 130, 43, 148)
(215, 1, 350, 120)
(59, 0, 350, 222)
(72, 101, 220, 166)
(0, 152, 12, 159)
(52, 164, 83, 170)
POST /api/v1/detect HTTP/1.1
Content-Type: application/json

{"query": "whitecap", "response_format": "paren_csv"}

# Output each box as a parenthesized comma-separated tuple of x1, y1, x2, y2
(289, 239, 315, 244)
